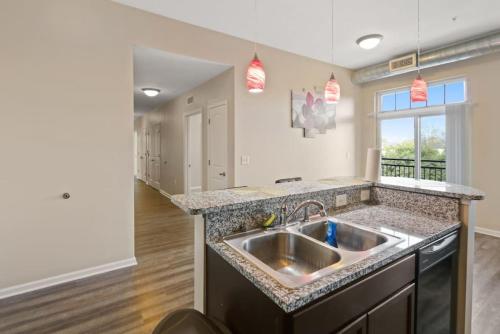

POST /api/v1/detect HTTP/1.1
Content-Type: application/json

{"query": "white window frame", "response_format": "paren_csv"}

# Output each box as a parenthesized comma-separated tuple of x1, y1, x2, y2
(376, 77, 467, 180)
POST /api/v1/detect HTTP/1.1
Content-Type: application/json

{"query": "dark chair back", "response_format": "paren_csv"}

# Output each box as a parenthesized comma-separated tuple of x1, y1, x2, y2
(153, 309, 231, 334)
(275, 177, 302, 184)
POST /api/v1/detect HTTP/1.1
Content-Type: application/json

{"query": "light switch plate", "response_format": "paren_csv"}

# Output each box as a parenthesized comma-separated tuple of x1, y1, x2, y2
(361, 189, 370, 201)
(336, 194, 347, 207)
(241, 155, 250, 165)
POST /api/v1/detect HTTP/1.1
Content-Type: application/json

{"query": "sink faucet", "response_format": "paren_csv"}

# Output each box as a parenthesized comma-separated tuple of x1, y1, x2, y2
(280, 199, 328, 227)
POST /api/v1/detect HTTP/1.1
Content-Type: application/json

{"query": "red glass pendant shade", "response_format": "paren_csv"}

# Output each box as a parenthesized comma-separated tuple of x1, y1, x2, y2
(324, 73, 340, 104)
(246, 53, 265, 93)
(411, 74, 428, 102)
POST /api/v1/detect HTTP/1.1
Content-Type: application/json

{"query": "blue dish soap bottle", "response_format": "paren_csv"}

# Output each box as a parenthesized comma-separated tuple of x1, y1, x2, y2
(325, 219, 338, 248)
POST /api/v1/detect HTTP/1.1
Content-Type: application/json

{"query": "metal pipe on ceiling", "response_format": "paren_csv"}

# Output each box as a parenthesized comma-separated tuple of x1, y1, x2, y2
(352, 31, 500, 85)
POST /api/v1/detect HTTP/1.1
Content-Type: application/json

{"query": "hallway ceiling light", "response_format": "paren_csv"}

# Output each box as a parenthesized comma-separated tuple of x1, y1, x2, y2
(142, 88, 160, 97)
(325, 0, 340, 104)
(356, 34, 383, 50)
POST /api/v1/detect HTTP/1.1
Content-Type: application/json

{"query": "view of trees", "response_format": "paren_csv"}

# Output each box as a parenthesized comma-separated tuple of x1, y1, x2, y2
(382, 128, 446, 161)
(382, 128, 446, 180)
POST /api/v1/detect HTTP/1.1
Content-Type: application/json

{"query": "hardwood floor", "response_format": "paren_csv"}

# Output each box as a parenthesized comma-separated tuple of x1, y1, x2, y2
(472, 233, 500, 334)
(0, 179, 194, 334)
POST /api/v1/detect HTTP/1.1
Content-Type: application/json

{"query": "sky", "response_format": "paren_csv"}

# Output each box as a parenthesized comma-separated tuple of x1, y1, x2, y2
(381, 115, 445, 146)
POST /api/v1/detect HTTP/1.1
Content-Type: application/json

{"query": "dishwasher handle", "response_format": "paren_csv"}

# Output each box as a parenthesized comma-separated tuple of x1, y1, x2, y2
(419, 232, 458, 272)
(421, 233, 457, 255)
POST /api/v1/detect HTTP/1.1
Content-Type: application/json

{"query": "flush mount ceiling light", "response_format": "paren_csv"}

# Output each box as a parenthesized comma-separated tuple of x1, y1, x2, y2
(142, 88, 160, 97)
(356, 34, 383, 50)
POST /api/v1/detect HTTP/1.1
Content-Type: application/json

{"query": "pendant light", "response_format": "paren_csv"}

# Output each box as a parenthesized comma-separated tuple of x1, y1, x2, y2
(247, 53, 265, 93)
(246, 0, 265, 94)
(325, 0, 340, 104)
(411, 0, 428, 102)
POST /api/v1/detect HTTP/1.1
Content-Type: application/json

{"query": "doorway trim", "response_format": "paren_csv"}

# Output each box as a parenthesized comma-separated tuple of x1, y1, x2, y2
(184, 108, 203, 194)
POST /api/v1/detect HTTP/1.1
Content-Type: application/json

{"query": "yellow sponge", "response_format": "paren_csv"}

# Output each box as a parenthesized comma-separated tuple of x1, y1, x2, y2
(262, 213, 277, 227)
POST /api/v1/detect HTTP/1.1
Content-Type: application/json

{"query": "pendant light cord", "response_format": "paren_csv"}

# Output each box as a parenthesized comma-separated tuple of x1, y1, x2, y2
(417, 0, 421, 73)
(254, 0, 257, 54)
(331, 0, 334, 65)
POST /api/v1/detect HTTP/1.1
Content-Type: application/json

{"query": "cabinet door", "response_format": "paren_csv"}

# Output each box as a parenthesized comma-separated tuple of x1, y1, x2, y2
(337, 315, 367, 334)
(368, 284, 415, 334)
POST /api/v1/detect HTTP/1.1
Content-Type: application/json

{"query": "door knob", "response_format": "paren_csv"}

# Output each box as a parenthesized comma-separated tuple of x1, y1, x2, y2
(219, 172, 226, 177)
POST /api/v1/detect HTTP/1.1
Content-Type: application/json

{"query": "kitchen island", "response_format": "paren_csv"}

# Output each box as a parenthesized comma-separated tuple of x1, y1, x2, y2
(171, 177, 484, 334)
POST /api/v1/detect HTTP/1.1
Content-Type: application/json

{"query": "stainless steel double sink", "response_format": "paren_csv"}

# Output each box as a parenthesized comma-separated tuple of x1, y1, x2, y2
(223, 217, 402, 288)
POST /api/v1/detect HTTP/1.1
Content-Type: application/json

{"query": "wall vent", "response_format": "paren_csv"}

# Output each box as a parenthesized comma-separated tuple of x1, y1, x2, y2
(389, 53, 417, 72)
(187, 96, 194, 104)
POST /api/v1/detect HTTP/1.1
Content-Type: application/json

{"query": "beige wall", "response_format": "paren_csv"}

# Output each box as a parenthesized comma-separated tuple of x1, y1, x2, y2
(235, 49, 361, 186)
(359, 53, 500, 232)
(0, 0, 361, 290)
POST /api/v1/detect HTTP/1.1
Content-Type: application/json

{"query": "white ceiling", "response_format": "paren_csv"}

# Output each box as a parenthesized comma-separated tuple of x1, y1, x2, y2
(133, 47, 231, 114)
(117, 0, 500, 69)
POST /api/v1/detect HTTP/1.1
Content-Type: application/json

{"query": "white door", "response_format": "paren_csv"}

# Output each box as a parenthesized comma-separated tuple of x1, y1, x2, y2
(147, 124, 161, 190)
(187, 112, 202, 193)
(138, 128, 147, 181)
(208, 101, 228, 190)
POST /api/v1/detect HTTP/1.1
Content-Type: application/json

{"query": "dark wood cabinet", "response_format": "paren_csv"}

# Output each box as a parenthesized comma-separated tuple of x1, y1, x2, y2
(337, 315, 367, 334)
(336, 284, 414, 334)
(206, 247, 416, 334)
(367, 284, 415, 334)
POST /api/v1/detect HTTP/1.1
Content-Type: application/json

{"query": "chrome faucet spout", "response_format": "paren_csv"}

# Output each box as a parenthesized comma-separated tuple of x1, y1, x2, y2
(284, 200, 327, 226)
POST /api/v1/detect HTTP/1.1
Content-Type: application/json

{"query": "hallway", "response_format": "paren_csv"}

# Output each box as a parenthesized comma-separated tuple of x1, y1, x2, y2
(0, 179, 194, 334)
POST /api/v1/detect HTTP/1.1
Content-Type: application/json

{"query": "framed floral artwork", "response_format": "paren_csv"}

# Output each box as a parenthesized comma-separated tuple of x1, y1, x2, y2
(291, 89, 336, 138)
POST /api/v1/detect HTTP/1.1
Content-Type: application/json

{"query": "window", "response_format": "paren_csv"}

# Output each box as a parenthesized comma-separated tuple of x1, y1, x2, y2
(377, 78, 466, 181)
(379, 80, 466, 112)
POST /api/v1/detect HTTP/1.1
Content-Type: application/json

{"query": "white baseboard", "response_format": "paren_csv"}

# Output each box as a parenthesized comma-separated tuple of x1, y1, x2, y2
(0, 257, 137, 300)
(160, 189, 172, 199)
(475, 227, 500, 238)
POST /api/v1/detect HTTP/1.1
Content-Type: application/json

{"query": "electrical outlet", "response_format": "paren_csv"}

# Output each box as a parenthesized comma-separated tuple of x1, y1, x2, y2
(336, 194, 347, 207)
(241, 155, 250, 165)
(361, 189, 370, 201)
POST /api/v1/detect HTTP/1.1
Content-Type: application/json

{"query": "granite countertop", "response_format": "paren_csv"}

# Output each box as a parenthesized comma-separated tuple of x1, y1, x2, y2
(171, 177, 371, 215)
(375, 176, 485, 201)
(171, 176, 484, 215)
(208, 204, 461, 313)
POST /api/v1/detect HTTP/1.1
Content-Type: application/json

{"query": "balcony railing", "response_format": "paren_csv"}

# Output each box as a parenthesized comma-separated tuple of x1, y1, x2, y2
(381, 158, 446, 181)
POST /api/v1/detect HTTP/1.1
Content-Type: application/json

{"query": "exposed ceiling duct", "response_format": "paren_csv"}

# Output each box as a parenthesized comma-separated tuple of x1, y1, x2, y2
(352, 31, 500, 85)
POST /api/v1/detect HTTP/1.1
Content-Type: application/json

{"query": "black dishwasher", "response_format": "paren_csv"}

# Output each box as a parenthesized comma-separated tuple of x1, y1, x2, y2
(416, 231, 459, 334)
